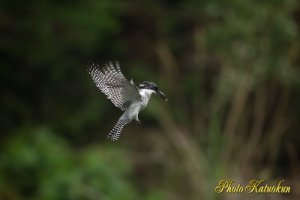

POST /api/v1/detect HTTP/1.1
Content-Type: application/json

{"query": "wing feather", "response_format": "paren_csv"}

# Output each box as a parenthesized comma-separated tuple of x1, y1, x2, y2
(88, 61, 141, 111)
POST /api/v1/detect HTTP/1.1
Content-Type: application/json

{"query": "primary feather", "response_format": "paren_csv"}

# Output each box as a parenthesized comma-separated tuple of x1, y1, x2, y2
(88, 61, 141, 111)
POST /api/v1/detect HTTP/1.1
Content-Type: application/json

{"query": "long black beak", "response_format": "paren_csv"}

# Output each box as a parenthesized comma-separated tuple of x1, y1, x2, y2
(156, 90, 168, 101)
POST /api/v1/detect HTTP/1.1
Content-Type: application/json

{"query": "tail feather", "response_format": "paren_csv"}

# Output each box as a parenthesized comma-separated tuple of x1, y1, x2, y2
(108, 114, 128, 141)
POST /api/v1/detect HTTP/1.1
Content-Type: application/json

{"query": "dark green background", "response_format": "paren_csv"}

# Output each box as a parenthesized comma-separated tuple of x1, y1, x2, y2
(1, 0, 300, 199)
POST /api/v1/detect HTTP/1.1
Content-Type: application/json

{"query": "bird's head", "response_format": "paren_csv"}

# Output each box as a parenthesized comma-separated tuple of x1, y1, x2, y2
(139, 81, 168, 101)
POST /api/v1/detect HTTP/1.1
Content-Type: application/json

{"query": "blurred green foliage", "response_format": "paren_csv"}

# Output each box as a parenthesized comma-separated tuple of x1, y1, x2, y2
(0, 128, 141, 200)
(1, 0, 300, 199)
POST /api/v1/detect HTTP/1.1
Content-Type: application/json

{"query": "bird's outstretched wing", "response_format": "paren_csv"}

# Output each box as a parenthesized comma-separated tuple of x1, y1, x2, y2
(88, 61, 141, 111)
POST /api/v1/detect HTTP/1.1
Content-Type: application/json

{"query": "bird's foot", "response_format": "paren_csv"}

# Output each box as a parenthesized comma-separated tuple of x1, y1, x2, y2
(136, 119, 141, 125)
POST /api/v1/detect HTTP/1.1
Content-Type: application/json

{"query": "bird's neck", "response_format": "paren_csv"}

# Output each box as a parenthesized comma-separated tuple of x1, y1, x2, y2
(139, 89, 155, 100)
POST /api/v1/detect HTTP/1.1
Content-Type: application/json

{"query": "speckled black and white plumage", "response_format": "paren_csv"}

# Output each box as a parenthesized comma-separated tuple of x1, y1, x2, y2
(88, 61, 167, 141)
(88, 62, 141, 111)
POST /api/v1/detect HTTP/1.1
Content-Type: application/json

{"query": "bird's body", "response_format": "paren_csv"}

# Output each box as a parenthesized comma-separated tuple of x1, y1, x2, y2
(88, 62, 167, 141)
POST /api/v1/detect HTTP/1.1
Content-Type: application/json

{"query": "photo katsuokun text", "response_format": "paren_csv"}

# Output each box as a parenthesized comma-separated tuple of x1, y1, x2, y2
(215, 179, 291, 194)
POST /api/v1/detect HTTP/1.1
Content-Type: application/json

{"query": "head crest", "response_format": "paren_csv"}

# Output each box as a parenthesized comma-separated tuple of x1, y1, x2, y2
(139, 81, 158, 90)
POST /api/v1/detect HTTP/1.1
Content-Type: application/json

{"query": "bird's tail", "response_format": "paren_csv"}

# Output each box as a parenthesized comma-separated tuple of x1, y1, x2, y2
(107, 114, 128, 141)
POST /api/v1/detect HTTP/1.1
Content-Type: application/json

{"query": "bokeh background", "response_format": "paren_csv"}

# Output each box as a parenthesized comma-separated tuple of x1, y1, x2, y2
(1, 0, 300, 200)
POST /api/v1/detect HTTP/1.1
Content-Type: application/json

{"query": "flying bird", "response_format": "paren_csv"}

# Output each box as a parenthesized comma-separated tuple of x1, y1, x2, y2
(88, 61, 167, 141)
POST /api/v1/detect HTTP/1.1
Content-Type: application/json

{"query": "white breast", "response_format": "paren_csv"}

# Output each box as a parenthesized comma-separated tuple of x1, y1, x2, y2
(138, 89, 155, 110)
